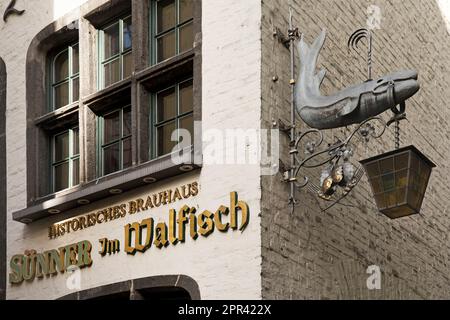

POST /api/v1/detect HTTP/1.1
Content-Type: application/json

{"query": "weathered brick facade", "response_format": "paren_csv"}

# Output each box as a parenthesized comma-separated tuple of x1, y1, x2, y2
(261, 0, 450, 299)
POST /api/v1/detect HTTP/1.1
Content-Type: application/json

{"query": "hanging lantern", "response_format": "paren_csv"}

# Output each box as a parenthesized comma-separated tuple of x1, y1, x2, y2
(360, 146, 436, 219)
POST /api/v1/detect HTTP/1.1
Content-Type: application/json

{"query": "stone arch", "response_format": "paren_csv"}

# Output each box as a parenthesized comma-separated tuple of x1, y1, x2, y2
(58, 275, 201, 300)
(26, 16, 80, 203)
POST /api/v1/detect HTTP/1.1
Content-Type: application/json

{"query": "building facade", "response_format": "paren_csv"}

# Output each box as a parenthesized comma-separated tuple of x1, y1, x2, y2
(1, 0, 449, 300)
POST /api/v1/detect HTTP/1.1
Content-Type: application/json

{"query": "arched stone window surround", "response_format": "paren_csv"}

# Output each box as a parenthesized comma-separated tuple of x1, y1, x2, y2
(58, 274, 201, 300)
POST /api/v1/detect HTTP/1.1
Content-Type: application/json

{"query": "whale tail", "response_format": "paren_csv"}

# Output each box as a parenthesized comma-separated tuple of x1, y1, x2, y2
(296, 29, 327, 98)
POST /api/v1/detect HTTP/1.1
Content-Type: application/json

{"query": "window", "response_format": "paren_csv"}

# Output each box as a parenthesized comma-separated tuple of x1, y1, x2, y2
(98, 106, 132, 176)
(152, 0, 194, 63)
(99, 15, 133, 88)
(19, 0, 201, 223)
(50, 44, 79, 110)
(152, 79, 193, 158)
(52, 128, 80, 193)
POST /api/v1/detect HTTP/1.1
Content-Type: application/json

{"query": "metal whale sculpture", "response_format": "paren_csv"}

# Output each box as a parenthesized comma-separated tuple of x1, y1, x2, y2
(295, 30, 420, 130)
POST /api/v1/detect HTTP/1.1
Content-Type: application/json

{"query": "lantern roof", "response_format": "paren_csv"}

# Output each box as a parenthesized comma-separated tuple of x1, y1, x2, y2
(359, 145, 436, 169)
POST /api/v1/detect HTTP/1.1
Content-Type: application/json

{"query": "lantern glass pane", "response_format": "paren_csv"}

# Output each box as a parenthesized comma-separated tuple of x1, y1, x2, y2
(410, 152, 420, 170)
(381, 173, 395, 192)
(395, 152, 409, 170)
(419, 163, 431, 195)
(369, 177, 383, 194)
(365, 162, 380, 177)
(385, 191, 397, 208)
(379, 157, 394, 174)
(374, 194, 386, 209)
(395, 169, 408, 189)
(396, 188, 407, 205)
(410, 172, 421, 192)
(408, 188, 421, 210)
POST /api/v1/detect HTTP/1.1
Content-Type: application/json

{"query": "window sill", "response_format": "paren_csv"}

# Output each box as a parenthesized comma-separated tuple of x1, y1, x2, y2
(83, 77, 132, 113)
(136, 50, 195, 90)
(13, 146, 200, 224)
(35, 102, 79, 130)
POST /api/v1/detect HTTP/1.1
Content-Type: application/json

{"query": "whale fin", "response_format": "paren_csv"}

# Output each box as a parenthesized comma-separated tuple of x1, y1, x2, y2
(312, 69, 326, 95)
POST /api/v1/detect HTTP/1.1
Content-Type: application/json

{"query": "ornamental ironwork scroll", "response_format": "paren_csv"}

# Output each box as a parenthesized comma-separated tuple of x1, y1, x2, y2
(3, 0, 25, 23)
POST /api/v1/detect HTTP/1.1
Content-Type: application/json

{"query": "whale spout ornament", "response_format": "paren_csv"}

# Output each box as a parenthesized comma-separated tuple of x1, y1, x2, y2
(294, 30, 420, 130)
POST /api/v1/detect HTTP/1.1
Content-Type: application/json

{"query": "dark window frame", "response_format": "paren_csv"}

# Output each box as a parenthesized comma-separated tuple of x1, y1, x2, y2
(98, 15, 133, 89)
(151, 77, 194, 159)
(97, 105, 132, 176)
(49, 43, 80, 111)
(151, 0, 195, 64)
(51, 126, 80, 193)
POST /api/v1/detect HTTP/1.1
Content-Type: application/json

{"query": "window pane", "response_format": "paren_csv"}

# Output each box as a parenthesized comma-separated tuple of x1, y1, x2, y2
(157, 0, 176, 33)
(72, 77, 79, 102)
(123, 52, 133, 79)
(123, 137, 132, 169)
(54, 50, 69, 83)
(54, 162, 69, 192)
(73, 128, 80, 155)
(180, 114, 193, 143)
(104, 59, 120, 87)
(72, 158, 80, 186)
(72, 44, 79, 74)
(103, 143, 120, 175)
(123, 17, 132, 51)
(54, 82, 69, 109)
(179, 79, 193, 114)
(157, 121, 177, 156)
(55, 132, 69, 162)
(179, 22, 194, 53)
(157, 87, 176, 122)
(104, 23, 120, 60)
(179, 0, 194, 23)
(157, 31, 176, 62)
(123, 107, 132, 136)
(104, 111, 121, 144)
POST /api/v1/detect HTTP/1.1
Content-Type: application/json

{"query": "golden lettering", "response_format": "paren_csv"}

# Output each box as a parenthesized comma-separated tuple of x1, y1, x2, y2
(173, 188, 183, 202)
(47, 182, 200, 239)
(214, 206, 230, 232)
(230, 192, 249, 231)
(198, 210, 214, 237)
(124, 219, 154, 255)
(9, 241, 93, 285)
(189, 208, 198, 240)
(9, 255, 23, 284)
(144, 196, 154, 210)
(177, 205, 190, 242)
(168, 209, 178, 245)
(154, 222, 168, 249)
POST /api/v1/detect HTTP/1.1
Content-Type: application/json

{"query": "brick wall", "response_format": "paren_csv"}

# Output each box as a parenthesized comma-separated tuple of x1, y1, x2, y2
(261, 0, 450, 299)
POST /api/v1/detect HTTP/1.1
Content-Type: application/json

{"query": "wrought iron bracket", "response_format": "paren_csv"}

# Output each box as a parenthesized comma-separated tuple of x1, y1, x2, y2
(273, 26, 300, 49)
(280, 116, 394, 213)
(273, 27, 291, 49)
